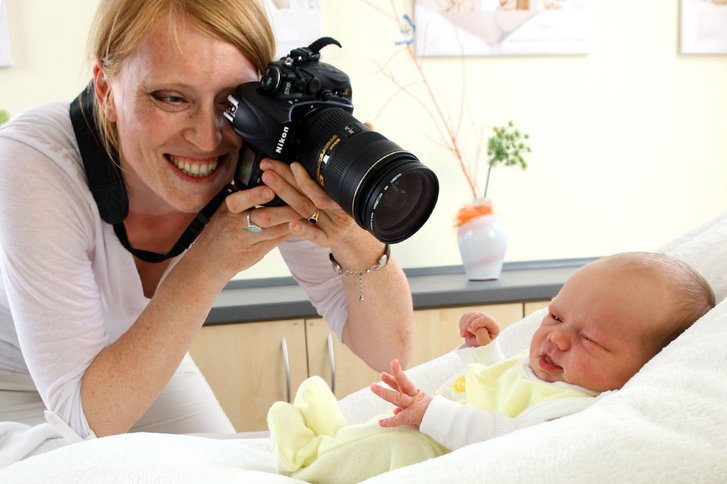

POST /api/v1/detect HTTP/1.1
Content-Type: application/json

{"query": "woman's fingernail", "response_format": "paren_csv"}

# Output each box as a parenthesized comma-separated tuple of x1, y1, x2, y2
(260, 160, 272, 170)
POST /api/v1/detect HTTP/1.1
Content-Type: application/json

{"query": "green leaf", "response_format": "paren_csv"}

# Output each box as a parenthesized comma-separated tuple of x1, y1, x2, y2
(482, 121, 531, 198)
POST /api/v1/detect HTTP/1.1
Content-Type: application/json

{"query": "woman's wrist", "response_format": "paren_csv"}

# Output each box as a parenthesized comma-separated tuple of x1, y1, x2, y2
(329, 229, 391, 302)
(329, 227, 387, 269)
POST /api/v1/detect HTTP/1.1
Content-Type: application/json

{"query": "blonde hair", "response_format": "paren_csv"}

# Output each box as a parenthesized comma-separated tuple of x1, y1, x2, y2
(87, 0, 275, 159)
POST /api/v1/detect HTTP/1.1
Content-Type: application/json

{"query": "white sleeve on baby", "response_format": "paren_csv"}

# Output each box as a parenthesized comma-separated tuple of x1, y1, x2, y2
(419, 396, 522, 450)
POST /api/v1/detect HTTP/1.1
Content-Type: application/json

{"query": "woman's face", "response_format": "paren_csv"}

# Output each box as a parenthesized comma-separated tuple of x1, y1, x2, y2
(99, 18, 258, 215)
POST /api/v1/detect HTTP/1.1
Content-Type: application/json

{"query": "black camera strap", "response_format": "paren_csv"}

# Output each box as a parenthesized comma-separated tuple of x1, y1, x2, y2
(69, 82, 234, 263)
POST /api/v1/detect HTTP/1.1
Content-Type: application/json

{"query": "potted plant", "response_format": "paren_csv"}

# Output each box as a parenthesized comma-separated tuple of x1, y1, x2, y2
(0, 110, 9, 126)
(455, 121, 530, 280)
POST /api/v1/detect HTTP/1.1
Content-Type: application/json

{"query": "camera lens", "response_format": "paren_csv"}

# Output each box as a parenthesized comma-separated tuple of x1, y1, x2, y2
(296, 108, 439, 243)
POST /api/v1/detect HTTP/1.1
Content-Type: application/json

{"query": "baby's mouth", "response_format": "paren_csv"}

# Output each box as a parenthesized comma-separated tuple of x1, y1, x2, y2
(538, 353, 562, 372)
(167, 155, 221, 178)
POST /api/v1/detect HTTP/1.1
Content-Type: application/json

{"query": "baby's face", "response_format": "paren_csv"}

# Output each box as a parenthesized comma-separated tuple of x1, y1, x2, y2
(529, 259, 672, 392)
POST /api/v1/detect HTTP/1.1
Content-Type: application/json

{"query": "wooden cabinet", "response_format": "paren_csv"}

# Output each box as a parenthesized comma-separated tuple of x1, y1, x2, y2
(305, 317, 380, 399)
(190, 302, 545, 432)
(189, 320, 308, 432)
(406, 304, 523, 368)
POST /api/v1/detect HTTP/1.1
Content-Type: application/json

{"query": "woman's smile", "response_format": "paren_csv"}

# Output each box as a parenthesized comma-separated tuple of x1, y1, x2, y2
(166, 154, 224, 179)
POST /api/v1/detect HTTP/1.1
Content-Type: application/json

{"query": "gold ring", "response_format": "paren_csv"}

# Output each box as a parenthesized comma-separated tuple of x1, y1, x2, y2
(307, 208, 320, 224)
(246, 210, 263, 233)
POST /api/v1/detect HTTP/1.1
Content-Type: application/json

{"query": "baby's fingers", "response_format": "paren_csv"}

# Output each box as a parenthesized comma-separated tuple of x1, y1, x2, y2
(377, 413, 407, 428)
(390, 360, 418, 397)
(379, 372, 400, 392)
(370, 383, 414, 409)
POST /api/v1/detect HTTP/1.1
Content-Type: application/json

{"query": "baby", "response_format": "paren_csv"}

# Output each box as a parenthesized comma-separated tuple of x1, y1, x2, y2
(268, 251, 715, 483)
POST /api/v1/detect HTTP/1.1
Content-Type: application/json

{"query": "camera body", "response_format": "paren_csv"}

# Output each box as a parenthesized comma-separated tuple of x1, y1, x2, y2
(225, 37, 351, 190)
(224, 37, 439, 244)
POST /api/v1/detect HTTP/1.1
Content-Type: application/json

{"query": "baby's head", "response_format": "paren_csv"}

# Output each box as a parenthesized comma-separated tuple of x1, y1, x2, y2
(529, 252, 715, 392)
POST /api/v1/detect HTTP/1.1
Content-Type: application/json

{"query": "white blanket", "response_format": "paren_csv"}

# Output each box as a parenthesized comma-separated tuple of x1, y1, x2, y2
(1, 211, 726, 482)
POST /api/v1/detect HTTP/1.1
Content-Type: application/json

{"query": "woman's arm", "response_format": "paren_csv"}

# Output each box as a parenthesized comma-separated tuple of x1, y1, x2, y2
(80, 184, 294, 436)
(330, 232, 413, 371)
(265, 159, 414, 372)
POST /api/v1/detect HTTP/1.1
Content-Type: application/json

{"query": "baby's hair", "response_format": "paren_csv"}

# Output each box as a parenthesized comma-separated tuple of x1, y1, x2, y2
(606, 251, 715, 348)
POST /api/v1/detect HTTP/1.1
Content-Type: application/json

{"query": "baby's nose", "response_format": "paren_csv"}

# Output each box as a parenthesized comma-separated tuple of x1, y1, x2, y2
(547, 330, 570, 351)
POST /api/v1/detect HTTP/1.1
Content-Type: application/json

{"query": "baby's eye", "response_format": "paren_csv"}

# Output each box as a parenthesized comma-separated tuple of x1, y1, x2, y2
(550, 313, 562, 322)
(581, 335, 600, 349)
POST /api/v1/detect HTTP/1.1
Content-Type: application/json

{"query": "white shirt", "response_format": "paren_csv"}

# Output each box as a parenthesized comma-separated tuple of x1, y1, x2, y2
(0, 102, 348, 435)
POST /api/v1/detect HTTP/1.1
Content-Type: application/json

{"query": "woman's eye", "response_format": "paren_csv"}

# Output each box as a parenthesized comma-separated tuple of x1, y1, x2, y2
(216, 98, 231, 113)
(150, 92, 188, 110)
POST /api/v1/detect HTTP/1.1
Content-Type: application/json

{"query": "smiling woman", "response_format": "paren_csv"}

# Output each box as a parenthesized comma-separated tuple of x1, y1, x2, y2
(0, 0, 414, 441)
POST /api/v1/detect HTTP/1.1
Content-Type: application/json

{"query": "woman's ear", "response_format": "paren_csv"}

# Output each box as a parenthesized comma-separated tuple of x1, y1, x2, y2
(92, 60, 117, 122)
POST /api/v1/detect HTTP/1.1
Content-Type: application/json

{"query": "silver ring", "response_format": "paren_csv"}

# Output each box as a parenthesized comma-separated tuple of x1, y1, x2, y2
(246, 210, 263, 233)
(307, 208, 320, 224)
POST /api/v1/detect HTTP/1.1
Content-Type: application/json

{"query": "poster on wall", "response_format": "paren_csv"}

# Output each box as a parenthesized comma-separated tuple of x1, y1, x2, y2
(0, 0, 13, 67)
(263, 0, 322, 58)
(414, 0, 589, 57)
(680, 0, 727, 54)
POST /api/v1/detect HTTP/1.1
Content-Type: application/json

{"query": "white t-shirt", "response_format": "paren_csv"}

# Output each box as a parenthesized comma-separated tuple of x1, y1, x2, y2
(0, 102, 348, 435)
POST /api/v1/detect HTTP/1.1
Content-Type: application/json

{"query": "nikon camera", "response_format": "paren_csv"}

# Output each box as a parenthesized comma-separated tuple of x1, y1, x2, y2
(223, 37, 439, 244)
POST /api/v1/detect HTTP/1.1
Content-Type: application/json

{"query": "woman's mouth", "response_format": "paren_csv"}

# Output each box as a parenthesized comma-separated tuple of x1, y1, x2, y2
(167, 155, 221, 178)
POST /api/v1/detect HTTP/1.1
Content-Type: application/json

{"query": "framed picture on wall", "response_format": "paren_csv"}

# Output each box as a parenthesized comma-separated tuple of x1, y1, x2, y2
(0, 0, 13, 67)
(680, 0, 727, 54)
(414, 0, 590, 57)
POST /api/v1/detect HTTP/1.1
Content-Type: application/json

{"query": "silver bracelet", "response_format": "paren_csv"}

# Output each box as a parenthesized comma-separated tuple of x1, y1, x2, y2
(329, 244, 391, 302)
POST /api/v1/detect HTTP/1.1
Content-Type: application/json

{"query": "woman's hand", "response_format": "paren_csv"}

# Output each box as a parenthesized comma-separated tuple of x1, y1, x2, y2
(459, 312, 501, 347)
(186, 183, 301, 282)
(370, 359, 433, 429)
(258, 158, 365, 249)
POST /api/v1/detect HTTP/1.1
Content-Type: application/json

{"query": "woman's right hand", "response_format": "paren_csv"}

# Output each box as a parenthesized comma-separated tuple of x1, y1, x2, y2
(185, 184, 302, 281)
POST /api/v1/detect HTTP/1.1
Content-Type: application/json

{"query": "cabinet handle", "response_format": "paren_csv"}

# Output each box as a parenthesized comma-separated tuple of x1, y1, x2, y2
(281, 337, 291, 403)
(326, 332, 336, 395)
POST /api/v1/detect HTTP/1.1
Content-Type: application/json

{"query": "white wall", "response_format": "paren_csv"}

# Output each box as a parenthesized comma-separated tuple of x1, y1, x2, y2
(1, 0, 725, 279)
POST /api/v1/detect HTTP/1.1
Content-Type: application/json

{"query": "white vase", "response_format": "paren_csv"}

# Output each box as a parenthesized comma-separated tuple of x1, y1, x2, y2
(457, 214, 508, 280)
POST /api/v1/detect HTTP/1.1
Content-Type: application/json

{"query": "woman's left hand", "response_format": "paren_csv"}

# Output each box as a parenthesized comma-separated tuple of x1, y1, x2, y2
(258, 158, 367, 248)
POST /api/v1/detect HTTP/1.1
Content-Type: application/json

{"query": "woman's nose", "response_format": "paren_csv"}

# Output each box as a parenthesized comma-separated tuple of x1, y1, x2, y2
(184, 105, 223, 152)
(547, 330, 570, 351)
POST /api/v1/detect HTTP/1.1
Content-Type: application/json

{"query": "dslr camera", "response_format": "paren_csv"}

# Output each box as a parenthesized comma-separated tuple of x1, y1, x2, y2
(224, 37, 439, 244)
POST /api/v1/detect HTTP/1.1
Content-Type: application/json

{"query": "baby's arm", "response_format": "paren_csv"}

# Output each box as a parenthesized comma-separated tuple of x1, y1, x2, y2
(419, 397, 522, 450)
(370, 359, 433, 429)
(459, 312, 501, 347)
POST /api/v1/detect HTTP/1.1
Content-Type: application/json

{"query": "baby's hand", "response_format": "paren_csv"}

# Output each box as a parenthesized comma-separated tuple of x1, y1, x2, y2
(370, 359, 432, 429)
(459, 312, 500, 347)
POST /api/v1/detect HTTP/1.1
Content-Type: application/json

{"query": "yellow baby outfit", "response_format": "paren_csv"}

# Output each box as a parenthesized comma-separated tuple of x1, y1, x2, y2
(437, 349, 597, 416)
(268, 345, 598, 484)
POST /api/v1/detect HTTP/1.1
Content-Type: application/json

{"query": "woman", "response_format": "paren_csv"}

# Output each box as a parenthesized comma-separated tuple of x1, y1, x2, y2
(0, 0, 413, 438)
